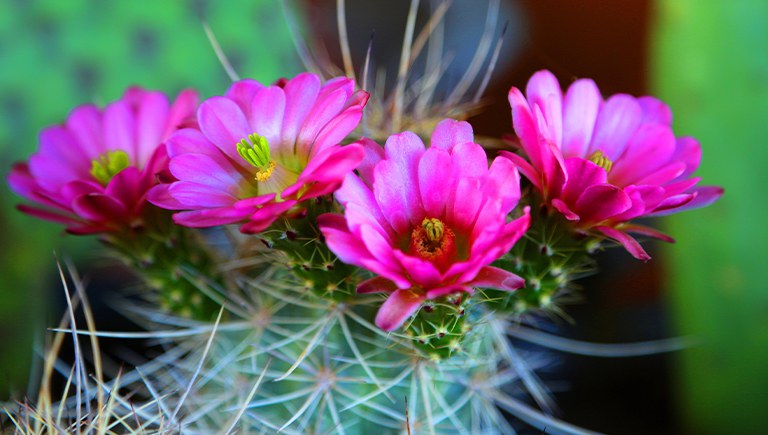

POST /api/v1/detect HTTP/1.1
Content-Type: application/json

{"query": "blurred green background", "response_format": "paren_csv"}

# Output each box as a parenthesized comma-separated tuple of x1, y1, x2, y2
(0, 0, 298, 399)
(1, 0, 766, 433)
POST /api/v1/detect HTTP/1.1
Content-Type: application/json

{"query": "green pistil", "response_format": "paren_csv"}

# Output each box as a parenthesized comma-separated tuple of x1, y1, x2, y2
(90, 150, 130, 185)
(237, 134, 271, 170)
(422, 217, 445, 243)
(588, 150, 613, 173)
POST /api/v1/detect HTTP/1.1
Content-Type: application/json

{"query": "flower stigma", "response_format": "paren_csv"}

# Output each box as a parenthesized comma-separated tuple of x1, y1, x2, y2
(90, 150, 130, 185)
(237, 133, 275, 182)
(588, 150, 613, 173)
(422, 217, 445, 243)
(409, 217, 456, 268)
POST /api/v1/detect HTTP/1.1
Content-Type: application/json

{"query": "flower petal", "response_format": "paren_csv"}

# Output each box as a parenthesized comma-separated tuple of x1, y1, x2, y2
(525, 70, 563, 144)
(596, 225, 650, 261)
(198, 96, 251, 161)
(562, 78, 601, 158)
(469, 266, 525, 291)
(575, 184, 632, 225)
(375, 288, 425, 332)
(357, 276, 399, 294)
(588, 94, 642, 160)
(419, 147, 453, 218)
(430, 119, 474, 150)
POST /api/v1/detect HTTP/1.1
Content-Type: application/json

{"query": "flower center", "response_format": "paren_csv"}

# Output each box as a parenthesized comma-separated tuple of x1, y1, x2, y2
(90, 150, 130, 185)
(237, 133, 275, 182)
(588, 150, 613, 173)
(409, 217, 456, 269)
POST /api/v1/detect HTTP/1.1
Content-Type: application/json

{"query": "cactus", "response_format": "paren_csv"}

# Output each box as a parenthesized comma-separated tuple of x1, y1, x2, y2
(3, 2, 723, 434)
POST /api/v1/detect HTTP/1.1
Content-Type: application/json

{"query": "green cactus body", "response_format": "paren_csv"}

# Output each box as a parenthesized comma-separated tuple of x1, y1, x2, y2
(103, 206, 224, 320)
(488, 197, 597, 315)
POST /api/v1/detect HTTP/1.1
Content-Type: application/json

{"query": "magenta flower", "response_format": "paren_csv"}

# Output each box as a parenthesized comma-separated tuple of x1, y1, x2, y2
(148, 73, 368, 234)
(8, 88, 198, 234)
(503, 70, 723, 260)
(318, 119, 531, 331)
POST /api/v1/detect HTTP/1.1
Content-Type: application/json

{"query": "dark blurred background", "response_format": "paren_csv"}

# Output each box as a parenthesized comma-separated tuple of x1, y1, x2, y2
(1, 1, 765, 433)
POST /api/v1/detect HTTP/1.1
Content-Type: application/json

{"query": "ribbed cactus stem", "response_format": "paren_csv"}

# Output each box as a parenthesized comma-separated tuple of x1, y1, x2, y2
(405, 292, 472, 360)
(101, 206, 224, 320)
(488, 201, 598, 314)
(261, 196, 361, 301)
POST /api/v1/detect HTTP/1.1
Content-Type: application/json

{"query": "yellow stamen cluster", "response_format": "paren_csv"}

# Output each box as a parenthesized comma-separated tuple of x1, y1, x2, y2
(90, 150, 130, 185)
(588, 150, 613, 173)
(255, 160, 277, 182)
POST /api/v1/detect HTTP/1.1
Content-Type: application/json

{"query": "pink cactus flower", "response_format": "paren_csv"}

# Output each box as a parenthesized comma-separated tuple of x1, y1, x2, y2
(148, 73, 368, 233)
(503, 70, 723, 260)
(8, 88, 198, 234)
(318, 119, 531, 331)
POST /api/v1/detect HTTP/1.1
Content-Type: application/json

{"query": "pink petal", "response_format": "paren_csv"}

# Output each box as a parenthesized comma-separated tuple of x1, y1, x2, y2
(309, 99, 366, 158)
(621, 223, 675, 243)
(609, 124, 676, 186)
(359, 224, 402, 273)
(670, 137, 702, 180)
(637, 96, 673, 126)
(446, 177, 483, 232)
(249, 86, 286, 154)
(509, 87, 544, 170)
(469, 266, 525, 291)
(610, 184, 665, 222)
(355, 138, 385, 186)
(357, 276, 399, 294)
(649, 193, 695, 214)
(104, 167, 144, 212)
(450, 141, 488, 181)
(169, 153, 240, 191)
(648, 186, 723, 217)
(17, 204, 79, 226)
(596, 225, 651, 261)
(72, 193, 128, 223)
(525, 70, 563, 144)
(430, 119, 474, 150)
(425, 284, 472, 299)
(575, 184, 632, 225)
(561, 158, 607, 205)
(65, 105, 103, 158)
(280, 73, 321, 145)
(319, 214, 373, 266)
(562, 78, 601, 158)
(198, 96, 251, 161)
(419, 147, 453, 218)
(148, 184, 189, 210)
(168, 182, 238, 208)
(30, 127, 90, 190)
(588, 94, 642, 160)
(634, 162, 686, 186)
(103, 100, 137, 158)
(552, 198, 580, 221)
(296, 88, 349, 158)
(373, 132, 424, 233)
(224, 79, 265, 116)
(498, 151, 541, 191)
(164, 88, 199, 137)
(239, 200, 297, 233)
(392, 250, 442, 289)
(173, 206, 255, 227)
(135, 90, 170, 167)
(375, 288, 425, 331)
(288, 144, 364, 200)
